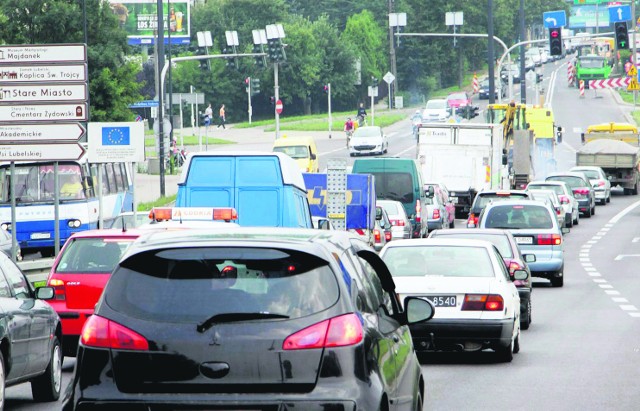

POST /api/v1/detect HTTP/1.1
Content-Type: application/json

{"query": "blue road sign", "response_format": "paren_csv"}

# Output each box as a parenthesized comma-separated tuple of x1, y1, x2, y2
(128, 100, 159, 109)
(543, 10, 567, 28)
(609, 5, 631, 23)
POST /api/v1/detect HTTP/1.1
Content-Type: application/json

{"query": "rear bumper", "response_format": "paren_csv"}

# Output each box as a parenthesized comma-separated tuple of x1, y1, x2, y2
(69, 400, 357, 411)
(409, 318, 514, 351)
(576, 198, 591, 211)
(427, 219, 445, 231)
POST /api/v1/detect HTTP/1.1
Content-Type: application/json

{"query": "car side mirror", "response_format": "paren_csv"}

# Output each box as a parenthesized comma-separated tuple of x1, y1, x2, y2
(35, 286, 55, 300)
(513, 270, 528, 281)
(318, 219, 331, 230)
(607, 175, 612, 180)
(310, 153, 317, 160)
(404, 297, 435, 324)
(523, 254, 536, 263)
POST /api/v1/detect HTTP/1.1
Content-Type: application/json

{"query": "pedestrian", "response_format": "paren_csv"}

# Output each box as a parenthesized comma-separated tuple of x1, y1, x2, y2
(217, 104, 226, 129)
(204, 103, 213, 131)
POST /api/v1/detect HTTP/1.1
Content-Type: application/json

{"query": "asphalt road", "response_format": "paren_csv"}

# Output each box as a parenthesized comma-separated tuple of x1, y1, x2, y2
(9, 54, 640, 410)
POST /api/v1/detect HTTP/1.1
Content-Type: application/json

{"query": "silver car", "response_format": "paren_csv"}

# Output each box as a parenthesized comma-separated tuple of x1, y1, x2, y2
(527, 189, 565, 229)
(570, 166, 611, 205)
(348, 126, 389, 157)
(377, 199, 412, 239)
(527, 181, 579, 228)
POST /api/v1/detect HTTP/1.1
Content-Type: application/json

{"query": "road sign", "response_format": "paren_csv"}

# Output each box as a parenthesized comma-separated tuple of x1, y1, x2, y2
(275, 99, 283, 114)
(152, 117, 172, 136)
(0, 143, 85, 161)
(628, 65, 637, 77)
(609, 5, 631, 23)
(0, 64, 86, 83)
(367, 86, 379, 97)
(543, 10, 567, 28)
(0, 44, 86, 64)
(128, 100, 159, 109)
(589, 78, 631, 89)
(87, 122, 145, 163)
(383, 72, 395, 84)
(628, 78, 640, 91)
(0, 123, 85, 142)
(0, 84, 87, 103)
(445, 12, 463, 26)
(0, 103, 87, 122)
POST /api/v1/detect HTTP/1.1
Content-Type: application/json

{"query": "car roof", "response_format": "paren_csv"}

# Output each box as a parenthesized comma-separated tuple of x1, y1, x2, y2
(383, 238, 497, 249)
(431, 228, 513, 236)
(570, 166, 602, 171)
(484, 199, 553, 209)
(546, 172, 588, 179)
(355, 126, 382, 131)
(65, 229, 144, 240)
(478, 189, 528, 196)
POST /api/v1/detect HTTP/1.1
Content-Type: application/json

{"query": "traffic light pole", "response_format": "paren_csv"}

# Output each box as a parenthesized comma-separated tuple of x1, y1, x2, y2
(274, 62, 281, 139)
(633, 0, 637, 106)
(247, 77, 253, 125)
(327, 83, 332, 139)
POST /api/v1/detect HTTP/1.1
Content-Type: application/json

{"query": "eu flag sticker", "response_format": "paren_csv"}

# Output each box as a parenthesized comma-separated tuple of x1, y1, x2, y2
(102, 127, 130, 146)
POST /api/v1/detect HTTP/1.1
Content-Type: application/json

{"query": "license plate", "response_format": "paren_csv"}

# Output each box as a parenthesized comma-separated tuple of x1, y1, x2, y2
(31, 232, 51, 240)
(450, 197, 458, 204)
(426, 295, 457, 307)
(515, 236, 533, 245)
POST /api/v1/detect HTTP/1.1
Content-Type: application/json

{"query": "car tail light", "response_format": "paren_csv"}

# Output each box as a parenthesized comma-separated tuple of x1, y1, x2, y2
(559, 195, 570, 204)
(283, 313, 363, 350)
(461, 294, 504, 311)
(508, 261, 522, 275)
(48, 278, 66, 300)
(415, 200, 421, 223)
(537, 234, 562, 245)
(572, 188, 589, 199)
(467, 214, 478, 228)
(385, 231, 392, 241)
(80, 315, 149, 351)
(597, 181, 605, 187)
(391, 219, 405, 226)
(556, 207, 562, 216)
(374, 229, 381, 243)
(433, 209, 440, 219)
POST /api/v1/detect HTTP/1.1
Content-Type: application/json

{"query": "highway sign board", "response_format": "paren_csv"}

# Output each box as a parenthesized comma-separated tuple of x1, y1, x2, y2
(275, 99, 283, 114)
(0, 143, 85, 161)
(0, 103, 88, 122)
(0, 65, 86, 83)
(609, 5, 631, 23)
(0, 123, 85, 142)
(383, 72, 396, 84)
(0, 44, 86, 64)
(0, 84, 87, 103)
(87, 122, 145, 163)
(543, 10, 567, 28)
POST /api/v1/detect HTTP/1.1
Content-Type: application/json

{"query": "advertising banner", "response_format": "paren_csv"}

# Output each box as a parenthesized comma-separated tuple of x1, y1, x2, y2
(109, 0, 190, 45)
(570, 5, 610, 28)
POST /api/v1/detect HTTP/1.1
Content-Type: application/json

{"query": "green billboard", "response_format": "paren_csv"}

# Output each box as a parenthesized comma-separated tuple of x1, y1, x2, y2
(109, 0, 190, 45)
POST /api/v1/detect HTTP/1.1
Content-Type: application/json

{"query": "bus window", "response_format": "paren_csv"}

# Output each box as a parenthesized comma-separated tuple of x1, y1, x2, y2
(113, 163, 125, 193)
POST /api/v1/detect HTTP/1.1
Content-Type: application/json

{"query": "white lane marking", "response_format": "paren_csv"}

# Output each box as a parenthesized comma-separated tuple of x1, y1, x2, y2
(633, 237, 640, 243)
(605, 290, 620, 295)
(588, 272, 601, 276)
(615, 254, 640, 261)
(599, 284, 614, 289)
(609, 200, 640, 224)
(579, 258, 590, 262)
(620, 305, 638, 311)
(581, 262, 593, 267)
(613, 298, 629, 303)
(592, 236, 602, 240)
(629, 313, 640, 317)
(584, 267, 597, 271)
(396, 145, 416, 157)
(587, 240, 598, 244)
(605, 223, 614, 227)
(593, 279, 607, 283)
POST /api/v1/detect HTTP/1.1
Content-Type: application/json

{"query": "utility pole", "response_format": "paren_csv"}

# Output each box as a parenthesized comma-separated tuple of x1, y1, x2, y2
(633, 0, 637, 106)
(519, 0, 526, 103)
(388, 0, 396, 108)
(488, 0, 496, 104)
(156, 0, 165, 197)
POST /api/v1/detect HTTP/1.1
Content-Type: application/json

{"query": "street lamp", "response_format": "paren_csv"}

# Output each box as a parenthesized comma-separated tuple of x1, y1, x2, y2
(265, 23, 286, 139)
(388, 12, 406, 108)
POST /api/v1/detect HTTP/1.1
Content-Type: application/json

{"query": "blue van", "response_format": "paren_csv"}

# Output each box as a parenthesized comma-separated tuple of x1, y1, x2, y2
(175, 152, 312, 228)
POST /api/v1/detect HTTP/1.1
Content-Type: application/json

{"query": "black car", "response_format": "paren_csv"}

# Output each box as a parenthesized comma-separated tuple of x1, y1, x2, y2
(63, 227, 435, 410)
(467, 190, 530, 228)
(546, 172, 596, 218)
(0, 251, 62, 405)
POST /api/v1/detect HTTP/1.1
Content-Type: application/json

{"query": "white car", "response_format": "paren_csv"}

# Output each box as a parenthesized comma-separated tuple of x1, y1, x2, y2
(422, 99, 452, 123)
(526, 181, 579, 228)
(377, 199, 412, 239)
(380, 238, 524, 362)
(348, 126, 388, 156)
(570, 166, 611, 205)
(527, 189, 565, 229)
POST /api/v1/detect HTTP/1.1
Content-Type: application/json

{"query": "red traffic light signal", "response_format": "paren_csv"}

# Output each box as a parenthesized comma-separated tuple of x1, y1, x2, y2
(548, 28, 562, 56)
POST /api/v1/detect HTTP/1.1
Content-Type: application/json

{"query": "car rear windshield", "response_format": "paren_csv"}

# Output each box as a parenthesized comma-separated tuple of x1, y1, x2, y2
(484, 204, 553, 229)
(273, 145, 309, 159)
(383, 245, 494, 277)
(528, 184, 564, 196)
(370, 172, 415, 205)
(547, 176, 586, 190)
(448, 93, 466, 100)
(476, 193, 527, 210)
(105, 247, 339, 323)
(378, 201, 403, 215)
(55, 238, 135, 273)
(433, 233, 513, 258)
(426, 100, 446, 109)
(575, 170, 599, 179)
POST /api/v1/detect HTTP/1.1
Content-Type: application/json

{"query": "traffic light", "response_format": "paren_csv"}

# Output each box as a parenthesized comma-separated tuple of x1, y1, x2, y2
(270, 96, 275, 105)
(250, 78, 261, 95)
(223, 48, 237, 69)
(267, 38, 286, 63)
(371, 77, 379, 88)
(323, 84, 329, 93)
(196, 49, 209, 70)
(615, 22, 629, 50)
(548, 28, 562, 56)
(253, 44, 266, 68)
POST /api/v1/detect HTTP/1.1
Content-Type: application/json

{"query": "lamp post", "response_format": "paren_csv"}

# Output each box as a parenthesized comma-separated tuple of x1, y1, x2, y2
(388, 12, 406, 108)
(156, 0, 166, 197)
(266, 24, 286, 139)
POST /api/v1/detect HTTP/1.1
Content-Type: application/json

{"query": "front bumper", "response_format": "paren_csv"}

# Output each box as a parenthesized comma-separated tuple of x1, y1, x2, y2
(409, 318, 514, 351)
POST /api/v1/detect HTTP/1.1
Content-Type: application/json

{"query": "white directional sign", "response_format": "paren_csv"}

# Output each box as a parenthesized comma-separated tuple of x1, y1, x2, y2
(0, 143, 85, 161)
(0, 65, 86, 83)
(0, 44, 86, 64)
(0, 123, 85, 142)
(0, 84, 87, 103)
(0, 103, 88, 122)
(383, 72, 396, 84)
(87, 122, 145, 163)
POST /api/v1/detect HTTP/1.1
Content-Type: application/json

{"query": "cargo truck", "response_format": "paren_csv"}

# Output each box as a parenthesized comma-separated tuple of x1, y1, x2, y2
(416, 123, 508, 218)
(576, 137, 640, 195)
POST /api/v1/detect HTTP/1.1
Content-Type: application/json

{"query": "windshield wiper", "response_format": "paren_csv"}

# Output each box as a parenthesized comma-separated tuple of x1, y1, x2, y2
(197, 312, 289, 333)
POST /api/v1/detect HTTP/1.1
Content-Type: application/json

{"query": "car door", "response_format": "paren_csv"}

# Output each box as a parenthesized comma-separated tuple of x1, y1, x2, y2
(492, 247, 520, 319)
(357, 249, 420, 410)
(0, 255, 33, 381)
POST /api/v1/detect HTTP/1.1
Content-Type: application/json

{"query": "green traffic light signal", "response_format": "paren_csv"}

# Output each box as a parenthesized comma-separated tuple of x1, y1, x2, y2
(615, 22, 629, 50)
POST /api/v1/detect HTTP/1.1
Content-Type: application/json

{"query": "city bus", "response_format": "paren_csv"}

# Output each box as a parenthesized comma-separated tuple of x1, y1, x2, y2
(0, 158, 133, 256)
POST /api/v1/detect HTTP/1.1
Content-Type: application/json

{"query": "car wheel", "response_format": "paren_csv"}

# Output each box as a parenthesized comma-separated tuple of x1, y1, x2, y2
(31, 336, 62, 402)
(521, 298, 531, 330)
(566, 213, 573, 228)
(584, 206, 591, 218)
(0, 350, 5, 410)
(495, 330, 515, 362)
(349, 153, 354, 157)
(591, 204, 596, 215)
(606, 194, 611, 203)
(414, 390, 423, 411)
(550, 273, 564, 287)
(513, 332, 520, 354)
(574, 212, 579, 225)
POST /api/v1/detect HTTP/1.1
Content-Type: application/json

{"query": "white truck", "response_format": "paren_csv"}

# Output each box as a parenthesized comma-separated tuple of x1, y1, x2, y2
(416, 123, 508, 218)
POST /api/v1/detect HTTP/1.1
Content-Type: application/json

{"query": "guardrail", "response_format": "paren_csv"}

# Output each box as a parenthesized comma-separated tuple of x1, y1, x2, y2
(18, 258, 54, 285)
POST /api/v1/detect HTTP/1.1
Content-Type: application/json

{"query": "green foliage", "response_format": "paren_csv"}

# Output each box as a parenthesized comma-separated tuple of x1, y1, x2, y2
(138, 195, 177, 211)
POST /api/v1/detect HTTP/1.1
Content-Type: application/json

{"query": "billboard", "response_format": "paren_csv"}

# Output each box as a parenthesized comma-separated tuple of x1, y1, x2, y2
(569, 5, 610, 29)
(109, 0, 190, 45)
